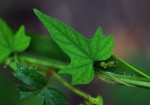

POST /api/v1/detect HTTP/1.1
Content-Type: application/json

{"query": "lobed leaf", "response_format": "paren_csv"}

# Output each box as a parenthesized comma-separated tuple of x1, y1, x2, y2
(34, 9, 114, 85)
(0, 19, 31, 63)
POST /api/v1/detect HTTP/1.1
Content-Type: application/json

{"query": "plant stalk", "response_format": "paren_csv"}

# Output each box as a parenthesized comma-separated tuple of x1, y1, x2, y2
(113, 56, 150, 80)
(97, 71, 150, 88)
(18, 55, 67, 69)
(52, 71, 103, 104)
(52, 71, 89, 99)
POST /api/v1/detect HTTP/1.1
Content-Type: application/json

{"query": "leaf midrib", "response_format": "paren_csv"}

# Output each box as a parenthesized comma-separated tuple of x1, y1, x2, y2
(41, 15, 91, 60)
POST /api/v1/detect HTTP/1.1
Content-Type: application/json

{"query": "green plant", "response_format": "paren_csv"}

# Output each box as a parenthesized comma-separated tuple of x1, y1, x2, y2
(0, 9, 150, 105)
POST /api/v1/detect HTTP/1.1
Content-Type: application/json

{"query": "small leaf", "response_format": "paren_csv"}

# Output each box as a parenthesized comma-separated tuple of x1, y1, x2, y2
(13, 25, 31, 52)
(34, 9, 114, 85)
(0, 19, 13, 63)
(39, 87, 67, 105)
(14, 64, 47, 89)
(0, 18, 14, 47)
(0, 19, 31, 63)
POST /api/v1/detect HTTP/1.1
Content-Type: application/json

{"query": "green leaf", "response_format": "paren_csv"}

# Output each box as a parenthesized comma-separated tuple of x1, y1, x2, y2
(18, 86, 33, 99)
(18, 94, 43, 105)
(34, 9, 114, 85)
(0, 19, 31, 63)
(13, 25, 31, 52)
(89, 28, 114, 60)
(39, 87, 67, 105)
(0, 19, 13, 63)
(0, 49, 11, 63)
(0, 18, 14, 47)
(96, 56, 150, 89)
(14, 64, 47, 89)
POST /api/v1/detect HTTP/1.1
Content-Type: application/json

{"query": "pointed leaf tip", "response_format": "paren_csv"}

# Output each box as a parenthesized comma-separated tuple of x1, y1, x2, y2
(34, 9, 42, 16)
(13, 25, 31, 52)
(34, 10, 114, 85)
(33, 8, 38, 13)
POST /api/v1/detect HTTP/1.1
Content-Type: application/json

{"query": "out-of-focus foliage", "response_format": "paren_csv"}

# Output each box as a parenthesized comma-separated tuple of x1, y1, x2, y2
(0, 70, 19, 105)
(0, 19, 31, 63)
(18, 94, 43, 105)
(13, 26, 31, 52)
(27, 33, 69, 62)
(14, 64, 67, 105)
(39, 87, 67, 105)
(14, 63, 47, 89)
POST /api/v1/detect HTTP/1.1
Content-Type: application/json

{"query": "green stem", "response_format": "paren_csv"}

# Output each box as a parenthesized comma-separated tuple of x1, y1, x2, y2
(12, 54, 102, 104)
(14, 53, 19, 62)
(118, 77, 150, 88)
(18, 55, 67, 69)
(113, 56, 150, 80)
(103, 72, 134, 87)
(97, 71, 150, 88)
(9, 54, 88, 98)
(52, 71, 102, 104)
(52, 71, 89, 99)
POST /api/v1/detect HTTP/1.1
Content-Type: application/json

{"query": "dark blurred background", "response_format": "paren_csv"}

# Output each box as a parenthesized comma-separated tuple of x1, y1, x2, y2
(0, 0, 150, 105)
